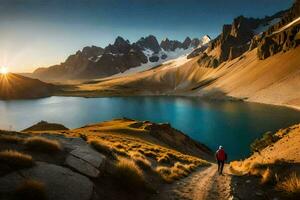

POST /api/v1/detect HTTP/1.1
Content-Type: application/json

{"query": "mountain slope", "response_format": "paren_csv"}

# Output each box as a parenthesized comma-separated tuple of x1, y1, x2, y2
(230, 123, 300, 199)
(0, 73, 57, 99)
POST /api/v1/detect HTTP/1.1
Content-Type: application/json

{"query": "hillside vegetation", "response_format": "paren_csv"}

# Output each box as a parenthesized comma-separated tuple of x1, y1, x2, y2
(0, 118, 212, 200)
(230, 123, 300, 199)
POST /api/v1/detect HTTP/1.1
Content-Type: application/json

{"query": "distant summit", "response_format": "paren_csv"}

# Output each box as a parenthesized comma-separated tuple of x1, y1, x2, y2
(32, 35, 211, 81)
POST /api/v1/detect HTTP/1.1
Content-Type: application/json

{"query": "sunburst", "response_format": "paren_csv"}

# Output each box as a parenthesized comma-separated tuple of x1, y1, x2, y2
(0, 67, 8, 75)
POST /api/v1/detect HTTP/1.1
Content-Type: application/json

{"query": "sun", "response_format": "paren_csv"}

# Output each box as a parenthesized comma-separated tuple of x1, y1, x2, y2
(0, 67, 8, 75)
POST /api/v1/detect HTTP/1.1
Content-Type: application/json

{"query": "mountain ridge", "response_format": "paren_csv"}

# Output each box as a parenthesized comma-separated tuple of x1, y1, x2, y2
(32, 35, 211, 81)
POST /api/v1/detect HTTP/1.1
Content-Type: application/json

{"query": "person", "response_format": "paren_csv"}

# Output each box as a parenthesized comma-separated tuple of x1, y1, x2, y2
(215, 145, 227, 175)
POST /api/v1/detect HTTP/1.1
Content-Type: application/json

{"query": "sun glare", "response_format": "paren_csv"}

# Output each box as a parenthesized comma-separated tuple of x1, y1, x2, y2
(0, 67, 8, 75)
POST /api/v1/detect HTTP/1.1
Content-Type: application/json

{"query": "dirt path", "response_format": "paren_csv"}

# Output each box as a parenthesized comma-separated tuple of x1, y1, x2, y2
(151, 164, 233, 200)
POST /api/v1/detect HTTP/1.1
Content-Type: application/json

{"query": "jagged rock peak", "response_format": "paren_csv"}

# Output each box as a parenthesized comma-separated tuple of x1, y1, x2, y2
(114, 36, 130, 46)
(134, 35, 161, 53)
(182, 37, 192, 49)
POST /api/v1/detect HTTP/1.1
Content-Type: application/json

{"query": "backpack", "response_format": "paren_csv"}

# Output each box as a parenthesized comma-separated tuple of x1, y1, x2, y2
(216, 149, 226, 161)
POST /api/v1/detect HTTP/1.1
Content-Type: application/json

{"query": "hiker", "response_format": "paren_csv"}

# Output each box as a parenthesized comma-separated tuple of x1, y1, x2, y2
(215, 145, 227, 175)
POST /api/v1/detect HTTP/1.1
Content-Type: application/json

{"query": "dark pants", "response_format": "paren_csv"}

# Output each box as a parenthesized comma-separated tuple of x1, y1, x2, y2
(217, 160, 224, 174)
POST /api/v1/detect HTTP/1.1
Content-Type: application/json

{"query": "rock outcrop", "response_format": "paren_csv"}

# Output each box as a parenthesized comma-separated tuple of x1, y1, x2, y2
(199, 11, 286, 68)
(66, 146, 106, 178)
(257, 0, 300, 59)
(0, 162, 94, 200)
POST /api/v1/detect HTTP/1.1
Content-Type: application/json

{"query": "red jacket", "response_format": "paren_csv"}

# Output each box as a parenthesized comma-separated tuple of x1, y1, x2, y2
(216, 149, 227, 161)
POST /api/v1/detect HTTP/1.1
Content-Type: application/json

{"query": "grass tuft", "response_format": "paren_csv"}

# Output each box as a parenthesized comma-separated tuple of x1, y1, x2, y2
(90, 140, 116, 159)
(0, 150, 34, 168)
(24, 136, 62, 152)
(113, 157, 145, 189)
(130, 152, 152, 170)
(277, 173, 300, 197)
(14, 180, 47, 200)
(157, 154, 171, 164)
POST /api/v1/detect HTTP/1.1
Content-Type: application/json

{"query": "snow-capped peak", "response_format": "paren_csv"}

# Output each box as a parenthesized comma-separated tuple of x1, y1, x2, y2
(201, 35, 211, 45)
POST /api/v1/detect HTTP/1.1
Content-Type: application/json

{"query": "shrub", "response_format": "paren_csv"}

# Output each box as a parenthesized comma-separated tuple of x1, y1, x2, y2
(0, 150, 34, 168)
(14, 180, 47, 200)
(114, 157, 145, 190)
(0, 135, 24, 144)
(277, 173, 300, 197)
(250, 131, 280, 153)
(24, 136, 62, 152)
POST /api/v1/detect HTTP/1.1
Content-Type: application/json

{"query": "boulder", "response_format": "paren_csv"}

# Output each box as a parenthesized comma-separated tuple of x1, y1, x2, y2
(65, 155, 100, 178)
(70, 146, 106, 168)
(161, 54, 168, 59)
(0, 162, 94, 200)
(149, 55, 159, 62)
(0, 173, 24, 193)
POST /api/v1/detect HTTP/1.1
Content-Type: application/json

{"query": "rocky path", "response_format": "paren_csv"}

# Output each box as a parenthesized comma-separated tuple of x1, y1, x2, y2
(151, 164, 233, 200)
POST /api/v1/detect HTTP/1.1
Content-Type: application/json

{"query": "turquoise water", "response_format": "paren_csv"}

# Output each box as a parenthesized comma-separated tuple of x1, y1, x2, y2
(1, 96, 300, 160)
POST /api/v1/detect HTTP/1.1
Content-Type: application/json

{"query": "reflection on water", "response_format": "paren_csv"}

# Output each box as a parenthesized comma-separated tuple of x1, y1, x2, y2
(1, 96, 300, 160)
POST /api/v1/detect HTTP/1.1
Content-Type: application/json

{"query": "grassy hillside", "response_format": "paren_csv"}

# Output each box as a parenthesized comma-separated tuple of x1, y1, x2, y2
(0, 119, 212, 200)
(230, 123, 300, 199)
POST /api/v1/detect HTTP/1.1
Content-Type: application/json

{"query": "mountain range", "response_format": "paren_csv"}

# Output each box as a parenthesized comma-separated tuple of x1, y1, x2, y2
(32, 35, 211, 81)
(56, 0, 300, 109)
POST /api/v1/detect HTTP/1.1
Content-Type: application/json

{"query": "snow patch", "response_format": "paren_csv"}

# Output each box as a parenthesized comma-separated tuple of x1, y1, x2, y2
(110, 47, 194, 78)
(272, 16, 300, 35)
(201, 35, 211, 45)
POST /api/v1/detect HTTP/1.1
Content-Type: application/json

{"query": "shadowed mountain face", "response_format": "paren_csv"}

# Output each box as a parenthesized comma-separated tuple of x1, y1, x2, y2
(32, 35, 210, 81)
(197, 11, 288, 68)
(198, 0, 300, 68)
(0, 73, 56, 99)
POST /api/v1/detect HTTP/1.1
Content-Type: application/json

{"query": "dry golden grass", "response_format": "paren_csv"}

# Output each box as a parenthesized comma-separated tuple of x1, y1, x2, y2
(114, 157, 145, 189)
(156, 166, 172, 183)
(277, 173, 300, 197)
(157, 154, 171, 164)
(90, 140, 113, 155)
(129, 152, 152, 170)
(24, 136, 62, 152)
(0, 135, 24, 144)
(14, 179, 47, 200)
(0, 150, 34, 168)
(71, 119, 209, 183)
(156, 161, 205, 183)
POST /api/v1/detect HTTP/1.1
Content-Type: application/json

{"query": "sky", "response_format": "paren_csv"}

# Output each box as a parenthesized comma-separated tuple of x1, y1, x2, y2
(0, 0, 294, 73)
